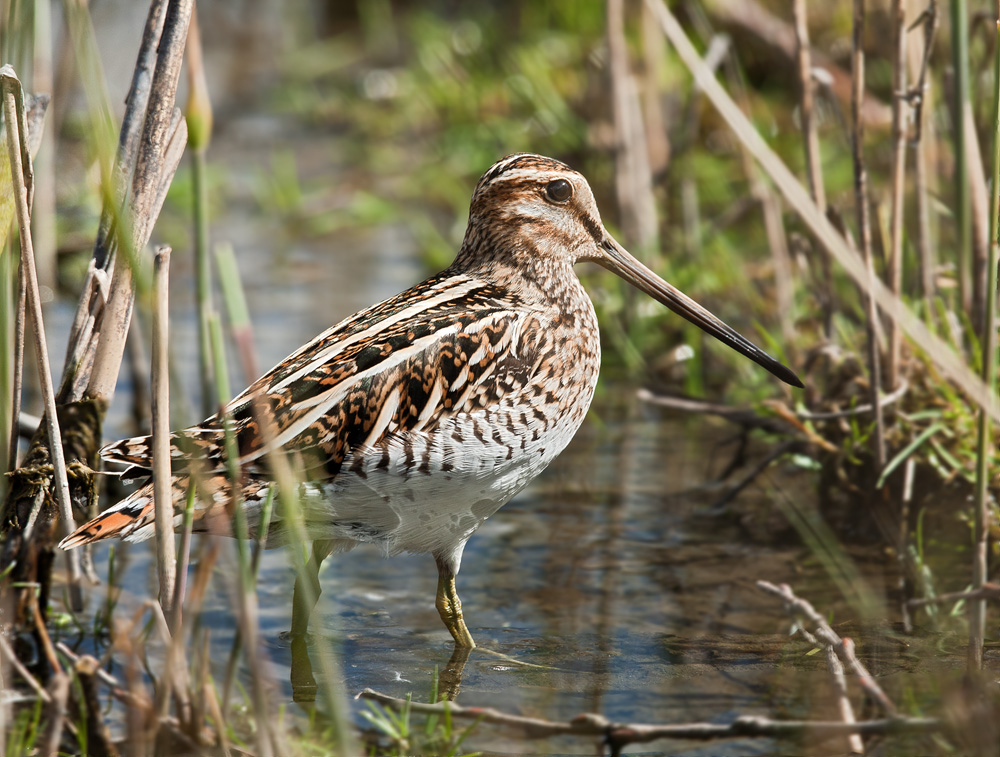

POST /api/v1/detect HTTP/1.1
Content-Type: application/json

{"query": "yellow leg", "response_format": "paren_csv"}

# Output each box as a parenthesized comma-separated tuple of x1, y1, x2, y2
(291, 540, 333, 637)
(434, 556, 476, 648)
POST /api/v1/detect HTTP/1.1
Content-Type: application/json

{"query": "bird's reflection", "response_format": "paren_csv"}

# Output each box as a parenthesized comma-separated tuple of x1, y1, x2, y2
(290, 637, 471, 704)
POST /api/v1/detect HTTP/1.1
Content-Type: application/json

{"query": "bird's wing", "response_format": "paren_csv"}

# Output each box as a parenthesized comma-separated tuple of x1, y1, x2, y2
(101, 272, 543, 480)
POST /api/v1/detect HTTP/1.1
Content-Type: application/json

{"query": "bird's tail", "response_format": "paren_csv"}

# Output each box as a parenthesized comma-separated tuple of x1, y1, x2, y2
(59, 480, 160, 548)
(59, 474, 276, 550)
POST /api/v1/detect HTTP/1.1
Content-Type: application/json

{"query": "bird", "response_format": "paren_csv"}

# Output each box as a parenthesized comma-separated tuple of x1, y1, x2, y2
(60, 153, 802, 648)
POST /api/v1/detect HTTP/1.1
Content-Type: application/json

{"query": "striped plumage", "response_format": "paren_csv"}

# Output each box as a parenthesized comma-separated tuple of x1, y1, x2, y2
(61, 154, 800, 648)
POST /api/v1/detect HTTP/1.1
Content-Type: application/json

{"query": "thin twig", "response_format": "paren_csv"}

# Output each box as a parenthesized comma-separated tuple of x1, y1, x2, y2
(909, 583, 1000, 608)
(757, 581, 897, 715)
(0, 633, 50, 703)
(1, 66, 83, 607)
(824, 645, 864, 754)
(151, 246, 176, 616)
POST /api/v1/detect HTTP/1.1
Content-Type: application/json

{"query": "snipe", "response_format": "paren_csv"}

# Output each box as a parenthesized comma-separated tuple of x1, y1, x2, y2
(61, 153, 801, 648)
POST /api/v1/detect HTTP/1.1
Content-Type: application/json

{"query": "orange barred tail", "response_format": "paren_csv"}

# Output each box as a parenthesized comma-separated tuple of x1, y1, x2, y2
(58, 483, 156, 550)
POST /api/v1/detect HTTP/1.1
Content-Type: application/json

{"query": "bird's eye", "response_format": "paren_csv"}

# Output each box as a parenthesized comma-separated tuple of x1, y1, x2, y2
(544, 179, 573, 203)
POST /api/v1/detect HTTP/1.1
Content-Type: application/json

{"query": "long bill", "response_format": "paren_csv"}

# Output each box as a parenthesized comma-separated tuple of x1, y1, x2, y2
(597, 235, 804, 388)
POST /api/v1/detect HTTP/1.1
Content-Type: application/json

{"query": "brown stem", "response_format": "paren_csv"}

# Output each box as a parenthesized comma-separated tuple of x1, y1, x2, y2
(887, 0, 908, 391)
(850, 0, 886, 470)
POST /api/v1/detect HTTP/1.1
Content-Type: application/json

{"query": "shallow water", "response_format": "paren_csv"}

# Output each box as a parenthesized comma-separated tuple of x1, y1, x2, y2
(68, 393, 951, 756)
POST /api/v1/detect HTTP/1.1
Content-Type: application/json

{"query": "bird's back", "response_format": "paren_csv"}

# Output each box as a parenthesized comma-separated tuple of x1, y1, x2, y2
(65, 264, 601, 553)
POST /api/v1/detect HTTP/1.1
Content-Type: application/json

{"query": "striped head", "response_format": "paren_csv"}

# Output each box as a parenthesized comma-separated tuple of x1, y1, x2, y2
(455, 153, 803, 388)
(456, 153, 607, 278)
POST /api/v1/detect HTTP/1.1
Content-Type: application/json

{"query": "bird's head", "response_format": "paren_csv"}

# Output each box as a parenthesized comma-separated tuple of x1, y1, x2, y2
(457, 154, 802, 388)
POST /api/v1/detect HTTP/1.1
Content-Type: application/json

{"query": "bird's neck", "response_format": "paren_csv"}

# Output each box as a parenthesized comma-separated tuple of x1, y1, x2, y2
(452, 220, 586, 308)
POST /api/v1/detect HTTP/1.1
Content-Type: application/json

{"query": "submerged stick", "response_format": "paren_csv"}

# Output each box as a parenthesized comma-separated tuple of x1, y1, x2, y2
(757, 581, 897, 716)
(359, 688, 939, 747)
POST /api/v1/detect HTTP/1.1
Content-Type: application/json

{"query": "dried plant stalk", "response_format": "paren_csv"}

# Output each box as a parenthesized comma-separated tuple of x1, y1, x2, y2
(151, 246, 176, 615)
(969, 7, 1000, 674)
(1, 67, 83, 607)
(792, 0, 825, 213)
(887, 0, 908, 391)
(849, 0, 886, 469)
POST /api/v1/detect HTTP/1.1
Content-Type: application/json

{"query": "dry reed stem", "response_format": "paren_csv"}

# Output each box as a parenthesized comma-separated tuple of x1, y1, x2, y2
(849, 0, 887, 470)
(2, 68, 83, 606)
(639, 0, 670, 175)
(607, 0, 657, 254)
(792, 0, 833, 337)
(643, 0, 1000, 422)
(724, 57, 794, 341)
(969, 8, 1000, 672)
(39, 672, 70, 757)
(60, 0, 167, 397)
(30, 1, 56, 292)
(75, 655, 121, 757)
(151, 246, 176, 616)
(964, 106, 991, 332)
(792, 0, 825, 213)
(7, 261, 25, 473)
(952, 0, 972, 314)
(908, 583, 1000, 608)
(910, 2, 938, 304)
(887, 0, 908, 391)
(86, 0, 193, 406)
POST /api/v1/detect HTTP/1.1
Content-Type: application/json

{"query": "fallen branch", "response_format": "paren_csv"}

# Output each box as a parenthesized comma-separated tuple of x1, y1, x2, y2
(357, 688, 940, 753)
